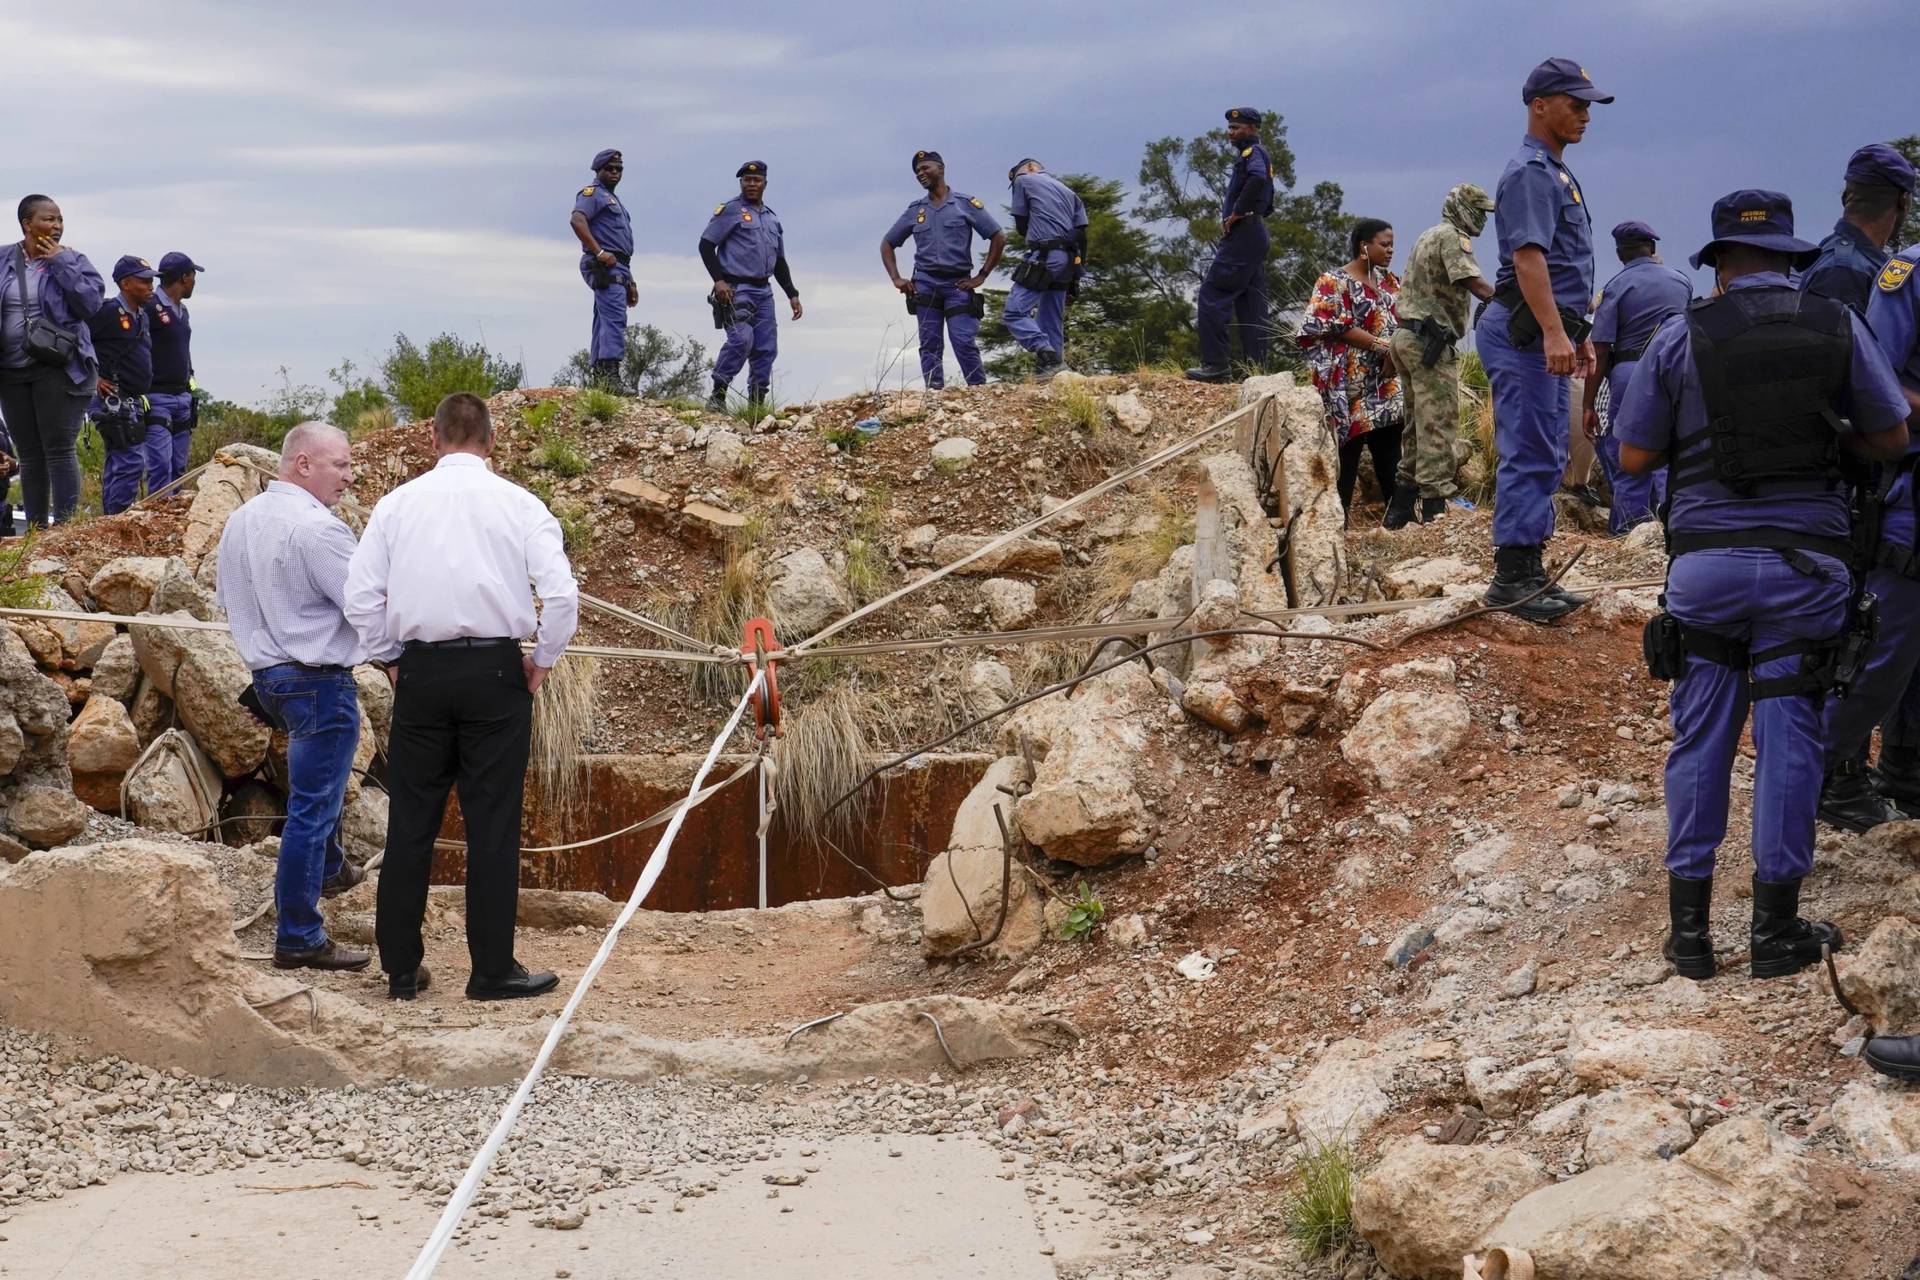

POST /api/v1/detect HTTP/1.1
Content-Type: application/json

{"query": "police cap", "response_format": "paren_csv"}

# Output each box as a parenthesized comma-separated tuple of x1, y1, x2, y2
(1845, 143, 1916, 194)
(912, 150, 944, 172)
(112, 255, 157, 282)
(1522, 57, 1614, 105)
(1224, 107, 1262, 126)
(736, 161, 767, 178)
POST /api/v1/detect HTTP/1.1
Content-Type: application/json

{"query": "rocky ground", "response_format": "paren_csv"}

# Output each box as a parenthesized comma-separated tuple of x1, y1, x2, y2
(4, 374, 1920, 1279)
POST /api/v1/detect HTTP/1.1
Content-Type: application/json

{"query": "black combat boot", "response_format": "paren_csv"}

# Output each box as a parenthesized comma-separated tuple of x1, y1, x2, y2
(1749, 876, 1843, 979)
(1874, 745, 1920, 817)
(1383, 486, 1417, 530)
(1033, 349, 1062, 378)
(1482, 545, 1581, 624)
(1184, 363, 1232, 383)
(705, 381, 728, 412)
(1420, 496, 1448, 523)
(591, 358, 623, 393)
(1818, 759, 1903, 832)
(1530, 545, 1589, 610)
(1662, 872, 1715, 980)
(1862, 1034, 1920, 1083)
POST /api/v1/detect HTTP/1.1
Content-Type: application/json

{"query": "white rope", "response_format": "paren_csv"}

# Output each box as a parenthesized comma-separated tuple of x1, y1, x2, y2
(402, 668, 765, 1280)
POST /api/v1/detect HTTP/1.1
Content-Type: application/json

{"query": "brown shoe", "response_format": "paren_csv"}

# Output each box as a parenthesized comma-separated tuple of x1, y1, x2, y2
(272, 939, 372, 971)
(320, 862, 367, 898)
(388, 964, 432, 1000)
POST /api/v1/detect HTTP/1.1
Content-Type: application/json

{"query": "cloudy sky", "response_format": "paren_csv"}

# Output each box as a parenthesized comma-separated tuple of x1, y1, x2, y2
(9, 0, 1908, 409)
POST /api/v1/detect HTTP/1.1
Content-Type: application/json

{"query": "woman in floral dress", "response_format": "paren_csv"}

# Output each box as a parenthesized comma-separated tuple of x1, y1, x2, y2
(1300, 219, 1404, 519)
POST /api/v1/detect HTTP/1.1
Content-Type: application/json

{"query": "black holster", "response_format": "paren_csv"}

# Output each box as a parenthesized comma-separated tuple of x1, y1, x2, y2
(904, 291, 921, 316)
(590, 261, 613, 290)
(1495, 282, 1592, 349)
(1405, 318, 1456, 368)
(1643, 611, 1686, 681)
(966, 291, 986, 319)
(1831, 592, 1879, 698)
(1011, 256, 1052, 290)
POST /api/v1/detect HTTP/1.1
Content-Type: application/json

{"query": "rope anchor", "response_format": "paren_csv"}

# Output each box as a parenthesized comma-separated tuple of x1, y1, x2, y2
(739, 617, 784, 740)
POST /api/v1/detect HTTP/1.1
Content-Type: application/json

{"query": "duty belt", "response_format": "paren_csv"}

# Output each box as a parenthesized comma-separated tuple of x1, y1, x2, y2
(723, 274, 769, 287)
(1612, 336, 1652, 365)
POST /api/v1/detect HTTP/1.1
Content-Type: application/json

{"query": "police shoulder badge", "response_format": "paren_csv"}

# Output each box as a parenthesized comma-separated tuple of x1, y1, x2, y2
(970, 197, 984, 208)
(1879, 258, 1914, 293)
(1241, 147, 1252, 158)
(714, 204, 726, 216)
(580, 186, 595, 197)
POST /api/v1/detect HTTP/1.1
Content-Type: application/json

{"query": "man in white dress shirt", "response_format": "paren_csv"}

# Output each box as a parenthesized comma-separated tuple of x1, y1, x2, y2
(344, 393, 579, 1001)
(217, 421, 371, 973)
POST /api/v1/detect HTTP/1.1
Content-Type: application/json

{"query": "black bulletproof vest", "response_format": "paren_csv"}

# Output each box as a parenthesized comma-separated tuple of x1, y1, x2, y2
(1669, 286, 1852, 498)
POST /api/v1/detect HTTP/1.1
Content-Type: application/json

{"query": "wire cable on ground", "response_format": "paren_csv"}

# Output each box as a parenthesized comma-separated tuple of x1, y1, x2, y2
(403, 669, 765, 1280)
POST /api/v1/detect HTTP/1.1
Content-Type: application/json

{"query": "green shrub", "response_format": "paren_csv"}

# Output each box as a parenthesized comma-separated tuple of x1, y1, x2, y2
(327, 359, 390, 431)
(576, 388, 622, 424)
(380, 332, 522, 422)
(1281, 1137, 1358, 1260)
(536, 434, 589, 478)
(522, 401, 561, 434)
(553, 501, 593, 554)
(823, 424, 866, 453)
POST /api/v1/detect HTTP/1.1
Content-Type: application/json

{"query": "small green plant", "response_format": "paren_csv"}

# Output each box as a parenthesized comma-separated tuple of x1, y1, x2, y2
(525, 474, 556, 507)
(823, 423, 866, 454)
(932, 454, 967, 476)
(535, 433, 590, 478)
(730, 394, 781, 427)
(843, 536, 885, 600)
(1056, 381, 1106, 434)
(522, 400, 561, 434)
(1059, 882, 1105, 941)
(0, 537, 52, 609)
(575, 388, 622, 424)
(1281, 1137, 1358, 1260)
(552, 500, 594, 554)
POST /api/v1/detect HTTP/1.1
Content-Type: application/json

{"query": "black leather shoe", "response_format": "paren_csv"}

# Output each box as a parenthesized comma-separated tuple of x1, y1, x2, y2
(1750, 876, 1843, 979)
(1382, 486, 1418, 530)
(388, 964, 432, 1000)
(1863, 1034, 1920, 1083)
(466, 963, 560, 1002)
(1420, 496, 1448, 523)
(1820, 760, 1903, 832)
(1663, 872, 1716, 980)
(273, 939, 372, 972)
(320, 862, 366, 898)
(1875, 746, 1920, 816)
(1183, 363, 1231, 383)
(1483, 545, 1581, 624)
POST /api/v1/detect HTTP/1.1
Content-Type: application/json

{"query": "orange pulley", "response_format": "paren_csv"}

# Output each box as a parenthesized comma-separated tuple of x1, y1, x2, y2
(739, 617, 783, 739)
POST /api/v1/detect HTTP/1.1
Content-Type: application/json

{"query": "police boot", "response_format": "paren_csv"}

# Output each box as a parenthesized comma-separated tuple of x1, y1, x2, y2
(1032, 349, 1062, 379)
(1184, 363, 1232, 384)
(745, 383, 770, 418)
(1482, 546, 1580, 624)
(1382, 486, 1417, 530)
(1749, 876, 1843, 979)
(1862, 1034, 1920, 1083)
(705, 381, 728, 413)
(1818, 759, 1903, 832)
(1662, 872, 1715, 980)
(1530, 545, 1589, 611)
(1873, 746, 1920, 817)
(1420, 497, 1448, 523)
(591, 359, 623, 393)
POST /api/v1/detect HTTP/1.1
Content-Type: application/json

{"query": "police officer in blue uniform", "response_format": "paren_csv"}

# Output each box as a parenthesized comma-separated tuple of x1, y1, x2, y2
(1186, 108, 1275, 383)
(1478, 58, 1612, 623)
(1581, 221, 1692, 534)
(145, 251, 203, 493)
(1799, 144, 1915, 314)
(1612, 191, 1909, 982)
(1002, 159, 1088, 377)
(570, 148, 637, 392)
(86, 256, 162, 515)
(701, 161, 801, 412)
(882, 151, 1006, 390)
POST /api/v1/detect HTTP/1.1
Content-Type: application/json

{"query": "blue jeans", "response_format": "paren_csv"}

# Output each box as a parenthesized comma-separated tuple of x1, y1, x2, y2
(253, 664, 360, 952)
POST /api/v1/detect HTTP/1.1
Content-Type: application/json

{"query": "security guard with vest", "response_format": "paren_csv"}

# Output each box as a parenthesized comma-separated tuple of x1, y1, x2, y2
(1001, 159, 1088, 377)
(1185, 108, 1274, 383)
(144, 251, 204, 493)
(1800, 144, 1915, 314)
(701, 161, 801, 412)
(1582, 221, 1693, 534)
(882, 151, 1006, 390)
(570, 148, 638, 392)
(1612, 190, 1909, 982)
(86, 256, 161, 515)
(1478, 58, 1612, 623)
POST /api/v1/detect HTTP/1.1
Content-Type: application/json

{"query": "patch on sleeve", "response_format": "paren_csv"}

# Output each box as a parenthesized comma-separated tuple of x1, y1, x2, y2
(1240, 147, 1252, 158)
(714, 204, 726, 216)
(580, 186, 595, 197)
(970, 196, 984, 208)
(1460, 235, 1474, 253)
(1880, 258, 1914, 292)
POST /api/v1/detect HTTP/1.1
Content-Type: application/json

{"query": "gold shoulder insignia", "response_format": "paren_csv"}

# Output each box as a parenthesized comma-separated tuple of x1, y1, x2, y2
(580, 186, 595, 196)
(1241, 147, 1252, 158)
(714, 204, 726, 216)
(1460, 235, 1474, 253)
(1879, 258, 1914, 293)
(970, 196, 984, 208)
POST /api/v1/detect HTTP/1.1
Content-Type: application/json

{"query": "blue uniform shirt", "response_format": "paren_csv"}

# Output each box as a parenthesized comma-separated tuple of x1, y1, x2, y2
(1799, 219, 1887, 314)
(1223, 142, 1274, 220)
(1612, 272, 1908, 540)
(1009, 172, 1088, 246)
(1592, 257, 1693, 355)
(1867, 243, 1920, 394)
(86, 295, 152, 397)
(702, 197, 784, 279)
(1491, 134, 1595, 309)
(884, 191, 1001, 275)
(145, 290, 192, 392)
(574, 183, 633, 257)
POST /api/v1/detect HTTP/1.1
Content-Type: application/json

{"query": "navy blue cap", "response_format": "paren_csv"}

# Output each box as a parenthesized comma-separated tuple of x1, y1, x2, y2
(911, 150, 943, 171)
(736, 160, 767, 178)
(591, 148, 621, 171)
(1007, 157, 1041, 184)
(1611, 220, 1659, 245)
(155, 251, 204, 277)
(1845, 143, 1916, 194)
(1522, 57, 1613, 105)
(1225, 107, 1262, 126)
(111, 255, 157, 282)
(1689, 189, 1820, 270)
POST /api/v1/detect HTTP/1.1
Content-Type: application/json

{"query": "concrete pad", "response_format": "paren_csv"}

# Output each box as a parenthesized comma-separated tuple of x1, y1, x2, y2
(0, 1134, 1082, 1279)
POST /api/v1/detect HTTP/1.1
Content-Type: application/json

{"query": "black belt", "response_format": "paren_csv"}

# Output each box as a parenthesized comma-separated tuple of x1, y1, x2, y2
(608, 251, 631, 265)
(404, 637, 519, 652)
(919, 267, 970, 280)
(1612, 337, 1651, 365)
(1666, 527, 1855, 563)
(724, 274, 769, 287)
(255, 661, 350, 676)
(151, 380, 191, 394)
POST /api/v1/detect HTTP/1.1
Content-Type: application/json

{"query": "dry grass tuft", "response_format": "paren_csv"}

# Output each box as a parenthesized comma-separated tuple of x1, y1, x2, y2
(1082, 493, 1194, 619)
(530, 655, 600, 834)
(772, 682, 891, 851)
(1055, 381, 1107, 434)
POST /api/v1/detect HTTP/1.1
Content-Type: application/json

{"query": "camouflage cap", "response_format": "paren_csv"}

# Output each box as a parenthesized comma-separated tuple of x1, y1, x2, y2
(1444, 183, 1496, 236)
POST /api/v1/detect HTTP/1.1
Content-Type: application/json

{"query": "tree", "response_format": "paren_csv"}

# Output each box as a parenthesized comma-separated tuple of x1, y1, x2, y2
(554, 325, 711, 401)
(327, 358, 390, 431)
(1893, 135, 1920, 250)
(378, 332, 523, 422)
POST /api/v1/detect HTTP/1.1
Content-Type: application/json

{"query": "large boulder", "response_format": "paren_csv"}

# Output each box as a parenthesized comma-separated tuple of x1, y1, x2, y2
(67, 694, 142, 812)
(149, 557, 219, 620)
(0, 628, 73, 790)
(1582, 1088, 1696, 1165)
(37, 586, 117, 671)
(341, 787, 388, 862)
(181, 445, 278, 567)
(1340, 690, 1472, 788)
(980, 578, 1038, 630)
(1236, 374, 1346, 606)
(124, 729, 222, 834)
(354, 663, 394, 756)
(86, 556, 177, 615)
(90, 634, 140, 702)
(919, 757, 1045, 960)
(766, 547, 851, 639)
(930, 534, 1064, 577)
(1568, 1020, 1727, 1086)
(1837, 917, 1920, 1032)
(6, 786, 91, 848)
(1003, 665, 1156, 865)
(1238, 1039, 1405, 1146)
(129, 611, 270, 777)
(1352, 1138, 1551, 1280)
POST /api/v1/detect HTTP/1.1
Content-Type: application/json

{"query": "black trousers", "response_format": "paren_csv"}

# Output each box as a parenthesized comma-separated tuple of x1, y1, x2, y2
(1337, 422, 1404, 514)
(376, 643, 533, 980)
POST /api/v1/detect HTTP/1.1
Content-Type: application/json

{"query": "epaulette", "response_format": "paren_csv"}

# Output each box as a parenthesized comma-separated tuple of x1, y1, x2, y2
(580, 186, 595, 197)
(1879, 257, 1914, 293)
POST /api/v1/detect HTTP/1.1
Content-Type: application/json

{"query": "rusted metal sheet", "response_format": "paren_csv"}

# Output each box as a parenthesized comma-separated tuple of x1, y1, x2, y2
(428, 752, 990, 912)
